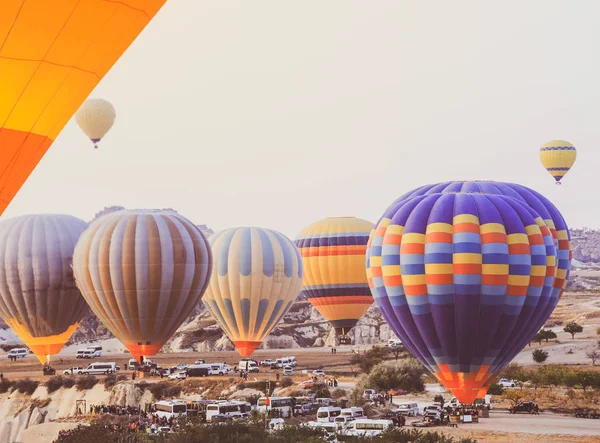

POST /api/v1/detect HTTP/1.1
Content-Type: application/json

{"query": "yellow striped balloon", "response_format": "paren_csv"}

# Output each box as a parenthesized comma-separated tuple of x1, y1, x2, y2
(203, 227, 303, 357)
(295, 217, 374, 339)
(540, 140, 576, 185)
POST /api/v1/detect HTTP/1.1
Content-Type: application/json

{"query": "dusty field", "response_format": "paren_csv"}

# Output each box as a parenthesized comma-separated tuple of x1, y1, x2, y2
(0, 290, 599, 442)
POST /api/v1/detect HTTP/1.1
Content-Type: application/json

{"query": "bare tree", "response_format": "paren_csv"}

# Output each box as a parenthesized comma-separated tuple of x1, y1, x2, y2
(586, 349, 600, 366)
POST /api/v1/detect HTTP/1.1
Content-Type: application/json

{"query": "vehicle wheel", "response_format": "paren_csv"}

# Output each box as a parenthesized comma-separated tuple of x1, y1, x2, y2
(219, 372, 223, 376)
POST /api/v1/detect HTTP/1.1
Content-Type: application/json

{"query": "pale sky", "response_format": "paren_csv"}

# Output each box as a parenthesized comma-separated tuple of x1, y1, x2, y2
(4, 1, 599, 238)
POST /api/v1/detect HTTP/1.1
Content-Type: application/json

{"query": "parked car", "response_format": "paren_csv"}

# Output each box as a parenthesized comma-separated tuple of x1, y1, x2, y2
(299, 379, 314, 389)
(283, 366, 294, 376)
(312, 369, 326, 377)
(174, 363, 189, 371)
(63, 367, 85, 375)
(509, 401, 539, 414)
(168, 371, 187, 380)
(389, 389, 407, 396)
(363, 389, 377, 400)
(498, 378, 516, 388)
(261, 359, 276, 367)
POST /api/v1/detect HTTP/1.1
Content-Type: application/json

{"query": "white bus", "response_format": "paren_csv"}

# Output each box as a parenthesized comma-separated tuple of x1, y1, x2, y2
(83, 362, 117, 374)
(206, 401, 251, 422)
(256, 396, 293, 418)
(341, 407, 365, 419)
(154, 400, 187, 419)
(276, 357, 290, 367)
(344, 419, 394, 437)
(317, 407, 342, 423)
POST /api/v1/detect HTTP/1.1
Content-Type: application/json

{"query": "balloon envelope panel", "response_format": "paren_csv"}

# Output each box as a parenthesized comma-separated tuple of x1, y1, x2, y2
(0, 0, 166, 214)
(366, 181, 571, 403)
(295, 217, 374, 336)
(203, 227, 303, 357)
(72, 210, 212, 362)
(0, 214, 89, 363)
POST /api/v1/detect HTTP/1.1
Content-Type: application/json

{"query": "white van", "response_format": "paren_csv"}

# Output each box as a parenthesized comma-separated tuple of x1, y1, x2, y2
(128, 358, 138, 370)
(83, 362, 117, 375)
(344, 419, 394, 437)
(238, 359, 259, 373)
(210, 363, 229, 376)
(276, 357, 290, 367)
(287, 356, 297, 367)
(317, 406, 342, 423)
(88, 345, 102, 357)
(7, 348, 28, 359)
(341, 407, 365, 419)
(154, 400, 187, 419)
(395, 402, 419, 416)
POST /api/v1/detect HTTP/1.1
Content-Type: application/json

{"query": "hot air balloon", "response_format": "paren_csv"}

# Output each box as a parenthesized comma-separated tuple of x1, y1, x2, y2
(0, 1, 167, 215)
(540, 140, 577, 185)
(75, 99, 116, 148)
(366, 181, 571, 404)
(295, 217, 374, 345)
(203, 227, 303, 357)
(72, 210, 212, 362)
(0, 214, 88, 364)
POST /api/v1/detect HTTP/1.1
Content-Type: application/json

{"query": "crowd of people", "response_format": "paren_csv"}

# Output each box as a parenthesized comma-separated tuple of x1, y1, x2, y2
(81, 403, 180, 434)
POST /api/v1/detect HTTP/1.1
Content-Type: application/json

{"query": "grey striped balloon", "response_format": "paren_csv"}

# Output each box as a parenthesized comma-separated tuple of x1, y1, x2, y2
(73, 210, 212, 361)
(0, 214, 89, 364)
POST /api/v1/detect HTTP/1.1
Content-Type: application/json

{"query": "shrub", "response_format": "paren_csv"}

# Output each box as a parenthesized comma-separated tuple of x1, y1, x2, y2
(331, 388, 348, 399)
(14, 379, 39, 395)
(532, 349, 549, 363)
(500, 362, 522, 380)
(103, 374, 127, 390)
(349, 346, 391, 374)
(487, 383, 504, 395)
(53, 419, 478, 442)
(280, 377, 293, 388)
(46, 376, 69, 394)
(0, 379, 14, 394)
(75, 375, 98, 391)
(309, 383, 331, 399)
(367, 358, 426, 392)
(137, 381, 181, 401)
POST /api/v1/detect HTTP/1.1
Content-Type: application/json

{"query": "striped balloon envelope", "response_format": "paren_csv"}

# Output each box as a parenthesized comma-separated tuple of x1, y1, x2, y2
(366, 181, 571, 404)
(0, 214, 88, 364)
(295, 217, 374, 340)
(203, 227, 303, 357)
(73, 210, 212, 362)
(539, 140, 577, 184)
(0, 1, 167, 215)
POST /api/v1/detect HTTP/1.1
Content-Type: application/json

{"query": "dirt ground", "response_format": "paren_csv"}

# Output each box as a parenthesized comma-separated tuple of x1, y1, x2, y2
(1, 290, 599, 441)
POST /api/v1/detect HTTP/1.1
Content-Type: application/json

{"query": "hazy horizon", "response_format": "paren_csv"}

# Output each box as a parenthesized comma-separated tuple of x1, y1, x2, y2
(3, 1, 598, 238)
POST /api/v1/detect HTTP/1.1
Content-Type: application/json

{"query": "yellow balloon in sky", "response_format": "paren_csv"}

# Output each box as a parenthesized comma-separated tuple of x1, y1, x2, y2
(539, 140, 576, 185)
(75, 98, 116, 149)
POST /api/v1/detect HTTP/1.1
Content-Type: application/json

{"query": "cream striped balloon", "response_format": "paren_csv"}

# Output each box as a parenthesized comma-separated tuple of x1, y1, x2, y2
(73, 210, 212, 362)
(203, 227, 303, 357)
(0, 214, 88, 364)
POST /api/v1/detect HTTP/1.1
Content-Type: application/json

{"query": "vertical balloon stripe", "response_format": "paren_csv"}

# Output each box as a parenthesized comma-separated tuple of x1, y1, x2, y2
(204, 227, 302, 356)
(368, 182, 570, 404)
(73, 210, 212, 361)
(0, 214, 88, 363)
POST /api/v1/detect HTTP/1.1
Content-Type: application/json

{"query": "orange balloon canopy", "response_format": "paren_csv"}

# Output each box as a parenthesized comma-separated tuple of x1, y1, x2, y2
(0, 0, 167, 213)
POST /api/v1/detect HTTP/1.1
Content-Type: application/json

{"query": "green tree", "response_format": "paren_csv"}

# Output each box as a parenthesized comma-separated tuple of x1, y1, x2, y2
(564, 322, 583, 339)
(532, 349, 549, 363)
(540, 329, 557, 342)
(532, 332, 544, 345)
(576, 371, 599, 392)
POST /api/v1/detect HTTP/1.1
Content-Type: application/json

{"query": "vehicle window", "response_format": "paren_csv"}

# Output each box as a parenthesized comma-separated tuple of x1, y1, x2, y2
(331, 410, 341, 417)
(257, 399, 267, 406)
(172, 405, 186, 413)
(317, 412, 329, 418)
